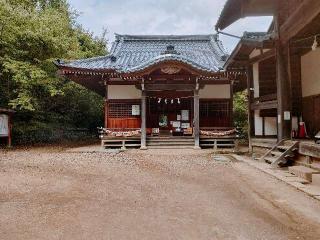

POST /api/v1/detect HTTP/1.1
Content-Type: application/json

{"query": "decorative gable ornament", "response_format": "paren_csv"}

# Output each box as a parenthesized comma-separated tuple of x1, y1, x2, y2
(161, 66, 181, 75)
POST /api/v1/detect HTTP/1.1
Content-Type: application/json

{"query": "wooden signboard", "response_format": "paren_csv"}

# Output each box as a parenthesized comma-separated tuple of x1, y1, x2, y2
(0, 114, 9, 137)
(0, 109, 14, 147)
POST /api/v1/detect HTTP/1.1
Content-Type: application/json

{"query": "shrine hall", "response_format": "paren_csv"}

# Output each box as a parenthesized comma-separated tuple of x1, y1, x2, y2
(55, 34, 243, 149)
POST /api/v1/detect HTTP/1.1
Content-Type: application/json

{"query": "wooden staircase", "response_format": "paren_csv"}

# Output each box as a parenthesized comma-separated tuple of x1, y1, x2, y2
(260, 140, 299, 168)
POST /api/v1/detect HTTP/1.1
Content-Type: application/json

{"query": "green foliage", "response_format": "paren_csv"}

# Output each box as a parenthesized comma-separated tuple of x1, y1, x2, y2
(233, 90, 249, 138)
(0, 0, 107, 144)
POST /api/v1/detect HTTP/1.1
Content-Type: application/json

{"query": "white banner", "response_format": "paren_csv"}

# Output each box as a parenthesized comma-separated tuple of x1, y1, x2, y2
(0, 114, 9, 137)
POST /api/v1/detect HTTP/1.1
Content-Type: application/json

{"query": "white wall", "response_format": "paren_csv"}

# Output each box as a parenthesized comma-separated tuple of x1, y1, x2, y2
(199, 84, 230, 99)
(254, 110, 263, 136)
(264, 117, 277, 136)
(108, 85, 141, 99)
(301, 49, 320, 97)
(254, 111, 277, 136)
(253, 63, 260, 98)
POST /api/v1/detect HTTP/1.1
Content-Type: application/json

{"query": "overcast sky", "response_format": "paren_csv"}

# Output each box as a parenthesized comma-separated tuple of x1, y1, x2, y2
(68, 0, 273, 53)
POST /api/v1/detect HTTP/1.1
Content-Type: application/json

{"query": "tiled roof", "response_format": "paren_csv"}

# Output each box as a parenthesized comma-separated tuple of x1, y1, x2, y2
(242, 32, 272, 41)
(223, 32, 273, 70)
(56, 34, 228, 74)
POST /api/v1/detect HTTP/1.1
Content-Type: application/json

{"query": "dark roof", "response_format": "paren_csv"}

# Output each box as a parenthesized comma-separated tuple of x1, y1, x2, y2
(56, 34, 228, 74)
(224, 32, 271, 70)
(216, 0, 276, 30)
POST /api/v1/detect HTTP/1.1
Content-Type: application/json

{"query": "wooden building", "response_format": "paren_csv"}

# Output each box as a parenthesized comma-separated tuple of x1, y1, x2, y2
(56, 35, 242, 149)
(216, 0, 320, 166)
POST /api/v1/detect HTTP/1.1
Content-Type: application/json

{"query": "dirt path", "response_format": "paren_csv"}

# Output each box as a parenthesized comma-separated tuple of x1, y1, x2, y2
(0, 148, 320, 240)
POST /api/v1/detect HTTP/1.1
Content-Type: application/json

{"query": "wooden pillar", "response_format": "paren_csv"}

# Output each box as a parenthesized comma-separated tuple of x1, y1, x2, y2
(104, 84, 109, 129)
(140, 90, 147, 150)
(275, 16, 292, 141)
(8, 114, 12, 147)
(246, 65, 253, 151)
(229, 80, 234, 126)
(193, 89, 201, 149)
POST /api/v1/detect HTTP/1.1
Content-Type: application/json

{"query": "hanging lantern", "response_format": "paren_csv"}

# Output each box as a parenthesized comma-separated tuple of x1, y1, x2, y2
(171, 99, 174, 104)
(158, 98, 161, 103)
(177, 98, 181, 104)
(165, 99, 168, 104)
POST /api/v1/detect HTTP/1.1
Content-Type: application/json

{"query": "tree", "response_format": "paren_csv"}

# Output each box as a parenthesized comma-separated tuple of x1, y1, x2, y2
(233, 90, 248, 139)
(0, 0, 108, 144)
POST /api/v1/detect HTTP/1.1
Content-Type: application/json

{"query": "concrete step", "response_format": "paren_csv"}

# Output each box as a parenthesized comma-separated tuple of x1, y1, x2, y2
(288, 166, 320, 182)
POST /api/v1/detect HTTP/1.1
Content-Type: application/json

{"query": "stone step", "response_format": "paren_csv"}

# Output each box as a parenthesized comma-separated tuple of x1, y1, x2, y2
(288, 166, 320, 182)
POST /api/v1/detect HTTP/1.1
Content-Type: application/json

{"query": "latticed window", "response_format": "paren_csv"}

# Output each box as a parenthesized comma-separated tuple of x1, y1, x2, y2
(108, 101, 140, 118)
(200, 100, 230, 118)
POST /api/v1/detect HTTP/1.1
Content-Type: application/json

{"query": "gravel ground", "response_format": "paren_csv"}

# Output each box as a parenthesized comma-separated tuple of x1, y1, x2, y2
(0, 147, 320, 240)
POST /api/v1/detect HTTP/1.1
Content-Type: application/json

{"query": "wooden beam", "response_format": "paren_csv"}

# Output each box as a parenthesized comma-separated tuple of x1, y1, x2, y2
(246, 65, 253, 151)
(251, 100, 278, 110)
(140, 91, 147, 150)
(276, 42, 292, 140)
(229, 81, 234, 127)
(143, 84, 196, 91)
(280, 0, 320, 44)
(275, 14, 292, 141)
(249, 49, 276, 64)
(253, 93, 277, 102)
(146, 91, 193, 98)
(104, 84, 109, 128)
(193, 89, 200, 149)
(8, 114, 12, 147)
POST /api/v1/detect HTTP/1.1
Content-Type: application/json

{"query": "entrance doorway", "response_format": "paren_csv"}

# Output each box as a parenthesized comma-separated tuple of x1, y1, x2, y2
(146, 91, 193, 136)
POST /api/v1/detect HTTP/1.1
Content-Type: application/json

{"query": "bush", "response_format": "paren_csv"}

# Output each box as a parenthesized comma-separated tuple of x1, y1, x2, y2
(233, 90, 248, 139)
(12, 121, 96, 145)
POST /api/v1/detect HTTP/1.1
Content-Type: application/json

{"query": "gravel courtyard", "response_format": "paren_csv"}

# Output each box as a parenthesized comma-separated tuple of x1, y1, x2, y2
(1, 147, 320, 240)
